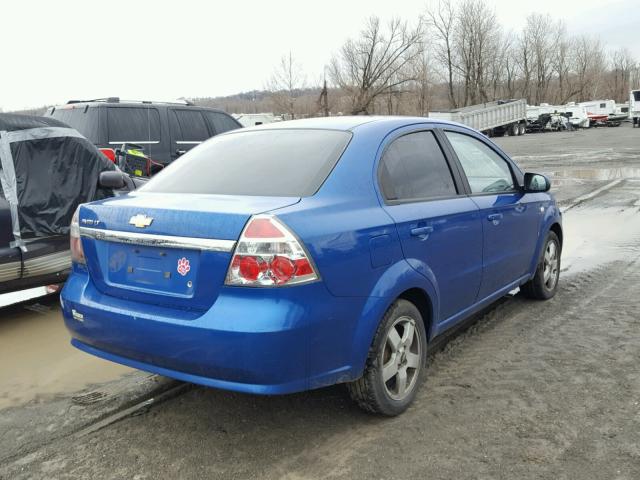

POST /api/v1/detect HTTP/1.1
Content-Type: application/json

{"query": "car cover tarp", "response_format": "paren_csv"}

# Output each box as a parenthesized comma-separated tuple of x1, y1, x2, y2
(0, 113, 115, 249)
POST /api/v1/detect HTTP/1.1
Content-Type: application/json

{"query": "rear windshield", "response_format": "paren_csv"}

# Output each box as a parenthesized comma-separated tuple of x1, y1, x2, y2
(140, 129, 351, 197)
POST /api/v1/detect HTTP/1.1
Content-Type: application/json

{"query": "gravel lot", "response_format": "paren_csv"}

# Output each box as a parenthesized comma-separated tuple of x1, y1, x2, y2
(2, 123, 640, 480)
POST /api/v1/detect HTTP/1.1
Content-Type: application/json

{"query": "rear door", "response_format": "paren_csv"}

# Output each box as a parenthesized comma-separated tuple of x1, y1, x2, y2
(443, 130, 540, 299)
(168, 109, 213, 162)
(378, 128, 483, 324)
(106, 106, 163, 162)
(0, 193, 21, 287)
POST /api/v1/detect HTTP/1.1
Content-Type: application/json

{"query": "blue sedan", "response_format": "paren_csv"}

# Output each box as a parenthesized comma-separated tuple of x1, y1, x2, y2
(61, 116, 562, 415)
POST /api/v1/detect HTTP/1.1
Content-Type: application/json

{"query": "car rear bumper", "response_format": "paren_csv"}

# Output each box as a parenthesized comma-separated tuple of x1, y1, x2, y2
(61, 272, 368, 395)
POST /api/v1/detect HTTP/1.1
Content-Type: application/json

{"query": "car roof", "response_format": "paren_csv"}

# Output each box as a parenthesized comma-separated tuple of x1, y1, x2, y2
(238, 115, 468, 132)
(0, 113, 70, 131)
(51, 100, 230, 115)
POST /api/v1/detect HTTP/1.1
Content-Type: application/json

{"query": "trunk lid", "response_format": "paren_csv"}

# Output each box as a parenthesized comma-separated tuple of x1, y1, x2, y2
(79, 193, 299, 311)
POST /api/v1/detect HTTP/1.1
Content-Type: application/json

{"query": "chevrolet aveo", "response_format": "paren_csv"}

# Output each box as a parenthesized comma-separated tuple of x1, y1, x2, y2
(61, 116, 562, 416)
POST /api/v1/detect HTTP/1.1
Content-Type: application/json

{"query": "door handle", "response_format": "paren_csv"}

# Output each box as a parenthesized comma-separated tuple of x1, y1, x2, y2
(176, 149, 187, 156)
(410, 225, 433, 239)
(487, 213, 503, 224)
(514, 203, 526, 213)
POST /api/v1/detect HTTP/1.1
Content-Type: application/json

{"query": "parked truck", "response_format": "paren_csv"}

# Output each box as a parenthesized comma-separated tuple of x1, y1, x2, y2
(429, 99, 527, 137)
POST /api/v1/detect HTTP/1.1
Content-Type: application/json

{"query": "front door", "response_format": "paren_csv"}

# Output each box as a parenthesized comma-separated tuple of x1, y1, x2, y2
(443, 131, 541, 299)
(168, 109, 214, 162)
(378, 129, 483, 324)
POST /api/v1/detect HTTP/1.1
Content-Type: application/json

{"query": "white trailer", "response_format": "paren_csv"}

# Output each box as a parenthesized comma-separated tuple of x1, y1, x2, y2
(232, 113, 283, 127)
(578, 99, 616, 116)
(614, 103, 629, 121)
(429, 99, 527, 137)
(630, 90, 640, 127)
(562, 103, 590, 128)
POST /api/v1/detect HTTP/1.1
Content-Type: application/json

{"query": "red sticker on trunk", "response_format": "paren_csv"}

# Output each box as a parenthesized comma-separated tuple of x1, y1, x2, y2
(177, 257, 191, 276)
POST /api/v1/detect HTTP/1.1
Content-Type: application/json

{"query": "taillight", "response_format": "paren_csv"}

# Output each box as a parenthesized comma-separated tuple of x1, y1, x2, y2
(99, 148, 116, 163)
(70, 207, 86, 265)
(225, 215, 318, 287)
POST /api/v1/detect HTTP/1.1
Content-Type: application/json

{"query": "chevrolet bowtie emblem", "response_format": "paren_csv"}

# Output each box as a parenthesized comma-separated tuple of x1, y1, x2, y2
(129, 214, 153, 228)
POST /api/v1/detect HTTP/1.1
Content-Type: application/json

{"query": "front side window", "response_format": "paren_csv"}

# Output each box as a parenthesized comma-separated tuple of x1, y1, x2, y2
(379, 131, 457, 201)
(445, 132, 515, 194)
(171, 110, 210, 142)
(205, 112, 241, 134)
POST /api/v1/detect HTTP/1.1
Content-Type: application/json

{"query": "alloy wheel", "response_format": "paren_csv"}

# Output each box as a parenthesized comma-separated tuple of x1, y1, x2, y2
(543, 240, 559, 290)
(381, 316, 422, 401)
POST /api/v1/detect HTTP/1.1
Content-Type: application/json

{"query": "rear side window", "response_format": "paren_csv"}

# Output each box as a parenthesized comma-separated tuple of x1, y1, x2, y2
(107, 107, 160, 143)
(634, 91, 640, 101)
(171, 110, 210, 141)
(445, 131, 515, 194)
(141, 129, 351, 197)
(379, 131, 457, 201)
(204, 111, 241, 134)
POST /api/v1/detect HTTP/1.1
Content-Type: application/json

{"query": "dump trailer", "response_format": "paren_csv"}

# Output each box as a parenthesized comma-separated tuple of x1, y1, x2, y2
(428, 99, 527, 137)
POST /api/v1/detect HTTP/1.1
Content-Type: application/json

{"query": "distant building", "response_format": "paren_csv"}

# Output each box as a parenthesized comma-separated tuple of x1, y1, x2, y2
(232, 113, 284, 127)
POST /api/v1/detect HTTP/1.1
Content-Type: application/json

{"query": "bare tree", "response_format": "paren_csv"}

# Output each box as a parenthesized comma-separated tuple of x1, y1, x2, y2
(267, 52, 306, 119)
(500, 32, 519, 99)
(573, 35, 606, 101)
(607, 48, 635, 102)
(412, 49, 433, 115)
(521, 14, 556, 104)
(551, 24, 578, 104)
(329, 16, 424, 115)
(425, 0, 458, 108)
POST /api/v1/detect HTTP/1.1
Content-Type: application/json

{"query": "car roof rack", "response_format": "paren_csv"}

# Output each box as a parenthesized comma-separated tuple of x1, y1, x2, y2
(66, 98, 195, 106)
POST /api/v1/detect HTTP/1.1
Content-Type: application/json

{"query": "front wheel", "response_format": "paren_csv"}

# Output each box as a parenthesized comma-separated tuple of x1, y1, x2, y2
(521, 231, 561, 300)
(347, 299, 427, 416)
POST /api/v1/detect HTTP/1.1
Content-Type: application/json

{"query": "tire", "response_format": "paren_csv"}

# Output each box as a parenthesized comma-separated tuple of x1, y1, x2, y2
(521, 231, 561, 300)
(519, 123, 526, 135)
(511, 123, 519, 136)
(347, 299, 427, 416)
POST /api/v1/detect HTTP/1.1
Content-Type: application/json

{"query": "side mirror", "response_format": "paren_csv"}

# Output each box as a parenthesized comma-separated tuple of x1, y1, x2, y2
(99, 171, 126, 189)
(523, 172, 550, 192)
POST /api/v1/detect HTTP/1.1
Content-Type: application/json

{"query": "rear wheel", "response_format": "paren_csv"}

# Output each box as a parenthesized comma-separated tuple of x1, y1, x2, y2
(347, 299, 427, 416)
(521, 231, 561, 300)
(519, 123, 526, 135)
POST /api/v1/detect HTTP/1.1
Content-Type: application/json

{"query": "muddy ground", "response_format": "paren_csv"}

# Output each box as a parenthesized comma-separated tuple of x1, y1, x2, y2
(1, 124, 640, 479)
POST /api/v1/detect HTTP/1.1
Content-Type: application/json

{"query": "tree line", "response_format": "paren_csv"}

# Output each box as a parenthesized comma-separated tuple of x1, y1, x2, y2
(8, 1, 638, 118)
(256, 0, 638, 117)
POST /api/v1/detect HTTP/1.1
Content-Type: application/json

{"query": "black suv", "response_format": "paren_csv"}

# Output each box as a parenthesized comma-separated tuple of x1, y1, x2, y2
(45, 98, 241, 165)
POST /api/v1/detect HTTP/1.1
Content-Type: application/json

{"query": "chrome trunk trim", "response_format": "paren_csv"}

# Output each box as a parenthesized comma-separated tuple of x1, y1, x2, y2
(79, 227, 236, 253)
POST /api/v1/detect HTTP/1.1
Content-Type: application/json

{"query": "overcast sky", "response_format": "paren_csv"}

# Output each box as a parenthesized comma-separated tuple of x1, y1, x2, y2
(1, 0, 637, 111)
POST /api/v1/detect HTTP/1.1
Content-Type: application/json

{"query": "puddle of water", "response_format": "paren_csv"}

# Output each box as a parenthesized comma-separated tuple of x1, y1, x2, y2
(562, 206, 640, 274)
(0, 301, 131, 409)
(540, 167, 640, 187)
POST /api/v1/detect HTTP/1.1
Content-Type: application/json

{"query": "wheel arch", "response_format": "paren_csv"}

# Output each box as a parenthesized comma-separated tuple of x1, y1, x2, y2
(349, 264, 439, 378)
(397, 288, 434, 340)
(549, 222, 563, 250)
